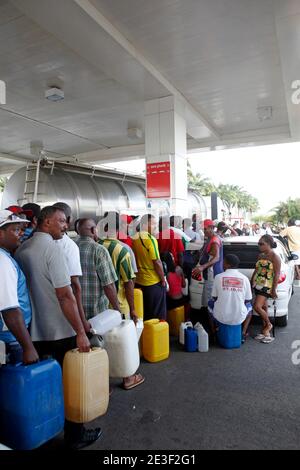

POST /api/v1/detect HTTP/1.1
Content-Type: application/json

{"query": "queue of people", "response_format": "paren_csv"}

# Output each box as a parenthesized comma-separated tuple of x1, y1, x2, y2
(0, 205, 299, 449)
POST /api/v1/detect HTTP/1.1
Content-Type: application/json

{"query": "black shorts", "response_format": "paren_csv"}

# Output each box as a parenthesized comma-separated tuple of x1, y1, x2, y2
(135, 282, 167, 321)
(254, 287, 272, 299)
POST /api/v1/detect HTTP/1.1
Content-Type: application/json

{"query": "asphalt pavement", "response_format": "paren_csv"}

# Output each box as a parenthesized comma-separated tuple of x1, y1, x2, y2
(43, 286, 300, 451)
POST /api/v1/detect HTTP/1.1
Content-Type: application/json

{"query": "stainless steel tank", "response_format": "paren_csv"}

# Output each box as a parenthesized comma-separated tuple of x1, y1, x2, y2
(1, 164, 207, 221)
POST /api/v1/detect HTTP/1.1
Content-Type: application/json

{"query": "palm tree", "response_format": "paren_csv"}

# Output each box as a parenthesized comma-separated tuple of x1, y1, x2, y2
(187, 161, 215, 196)
(247, 195, 259, 214)
(216, 184, 238, 214)
(273, 198, 300, 223)
(217, 184, 259, 219)
(0, 176, 7, 192)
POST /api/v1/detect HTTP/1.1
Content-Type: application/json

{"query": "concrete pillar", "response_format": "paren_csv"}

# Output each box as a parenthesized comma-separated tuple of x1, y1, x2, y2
(145, 96, 187, 217)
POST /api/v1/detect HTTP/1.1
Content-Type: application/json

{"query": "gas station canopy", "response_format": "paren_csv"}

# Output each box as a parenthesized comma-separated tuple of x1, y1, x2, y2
(0, 0, 300, 173)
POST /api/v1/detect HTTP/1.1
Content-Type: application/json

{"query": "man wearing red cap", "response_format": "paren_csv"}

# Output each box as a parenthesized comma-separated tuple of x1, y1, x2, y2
(193, 219, 223, 308)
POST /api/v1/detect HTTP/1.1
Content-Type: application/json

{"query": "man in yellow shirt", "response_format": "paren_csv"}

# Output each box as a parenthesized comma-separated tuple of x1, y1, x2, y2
(132, 214, 167, 320)
(280, 218, 300, 280)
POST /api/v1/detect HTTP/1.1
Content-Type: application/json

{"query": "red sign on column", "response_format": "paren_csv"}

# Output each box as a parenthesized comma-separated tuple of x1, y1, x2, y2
(146, 162, 171, 198)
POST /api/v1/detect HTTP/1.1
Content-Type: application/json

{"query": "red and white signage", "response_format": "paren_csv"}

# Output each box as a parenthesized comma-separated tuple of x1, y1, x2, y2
(146, 161, 171, 198)
(222, 277, 244, 291)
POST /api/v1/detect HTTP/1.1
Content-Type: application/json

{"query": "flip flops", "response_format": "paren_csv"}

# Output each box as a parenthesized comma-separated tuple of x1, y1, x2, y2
(261, 336, 275, 344)
(254, 334, 265, 340)
(123, 373, 145, 390)
(254, 332, 275, 343)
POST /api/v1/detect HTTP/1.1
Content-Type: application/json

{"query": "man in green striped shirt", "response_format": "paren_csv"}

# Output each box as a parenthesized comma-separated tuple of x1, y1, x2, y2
(100, 212, 144, 390)
(100, 212, 137, 322)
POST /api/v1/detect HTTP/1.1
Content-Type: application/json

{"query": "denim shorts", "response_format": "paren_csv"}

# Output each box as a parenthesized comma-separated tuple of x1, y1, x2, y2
(254, 287, 272, 299)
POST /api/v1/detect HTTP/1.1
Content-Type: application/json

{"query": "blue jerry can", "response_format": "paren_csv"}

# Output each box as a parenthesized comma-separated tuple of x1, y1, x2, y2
(217, 322, 242, 349)
(0, 359, 64, 450)
(184, 327, 198, 352)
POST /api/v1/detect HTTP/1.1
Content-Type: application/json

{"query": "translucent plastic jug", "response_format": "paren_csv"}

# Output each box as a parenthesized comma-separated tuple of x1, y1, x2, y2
(63, 347, 109, 423)
(142, 319, 169, 362)
(134, 288, 144, 320)
(167, 306, 185, 336)
(103, 320, 140, 377)
(0, 359, 64, 450)
(179, 321, 193, 345)
(194, 322, 209, 352)
(89, 309, 122, 335)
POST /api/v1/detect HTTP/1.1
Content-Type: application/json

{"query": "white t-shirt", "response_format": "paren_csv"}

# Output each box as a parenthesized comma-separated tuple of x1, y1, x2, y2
(56, 233, 82, 277)
(171, 227, 191, 243)
(211, 269, 252, 325)
(0, 251, 19, 312)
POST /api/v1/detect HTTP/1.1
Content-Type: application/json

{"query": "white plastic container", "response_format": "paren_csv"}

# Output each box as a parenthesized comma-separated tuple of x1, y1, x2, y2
(189, 278, 204, 309)
(194, 322, 209, 352)
(179, 321, 193, 345)
(181, 278, 189, 296)
(136, 319, 144, 341)
(103, 320, 140, 378)
(89, 309, 122, 335)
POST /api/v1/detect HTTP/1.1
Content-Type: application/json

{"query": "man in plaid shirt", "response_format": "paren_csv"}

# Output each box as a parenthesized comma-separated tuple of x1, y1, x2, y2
(76, 219, 119, 319)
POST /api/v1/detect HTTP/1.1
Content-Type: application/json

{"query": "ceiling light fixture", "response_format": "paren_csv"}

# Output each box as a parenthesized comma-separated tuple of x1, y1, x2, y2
(257, 106, 272, 121)
(45, 87, 64, 102)
(127, 127, 142, 140)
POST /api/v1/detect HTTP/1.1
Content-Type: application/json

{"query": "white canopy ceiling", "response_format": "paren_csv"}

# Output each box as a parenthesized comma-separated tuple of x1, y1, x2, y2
(0, 0, 299, 173)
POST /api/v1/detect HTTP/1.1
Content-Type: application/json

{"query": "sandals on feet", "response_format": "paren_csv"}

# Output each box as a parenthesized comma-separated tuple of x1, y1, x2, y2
(123, 373, 145, 390)
(261, 335, 275, 344)
(254, 334, 265, 340)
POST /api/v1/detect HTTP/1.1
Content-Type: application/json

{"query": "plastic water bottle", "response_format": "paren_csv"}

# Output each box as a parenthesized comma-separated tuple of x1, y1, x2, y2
(195, 323, 209, 352)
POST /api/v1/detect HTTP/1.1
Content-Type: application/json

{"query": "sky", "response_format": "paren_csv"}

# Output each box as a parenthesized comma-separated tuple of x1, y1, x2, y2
(100, 141, 300, 215)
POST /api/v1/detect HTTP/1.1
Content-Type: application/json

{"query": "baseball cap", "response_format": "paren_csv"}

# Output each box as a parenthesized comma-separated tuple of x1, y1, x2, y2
(0, 210, 30, 228)
(6, 205, 24, 215)
(203, 219, 214, 229)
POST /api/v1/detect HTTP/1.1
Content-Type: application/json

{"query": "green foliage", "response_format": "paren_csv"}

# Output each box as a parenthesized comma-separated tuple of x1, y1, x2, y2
(272, 198, 300, 223)
(216, 184, 259, 214)
(0, 177, 7, 192)
(187, 161, 259, 214)
(187, 161, 216, 196)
